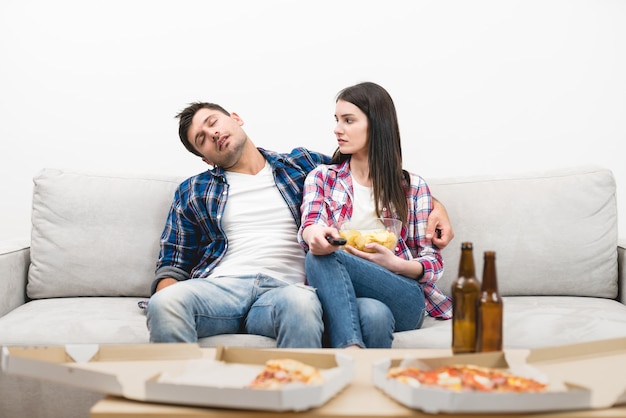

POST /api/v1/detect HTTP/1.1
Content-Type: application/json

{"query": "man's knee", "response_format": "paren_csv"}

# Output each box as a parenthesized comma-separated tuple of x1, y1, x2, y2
(286, 285, 322, 314)
(277, 285, 323, 325)
(147, 286, 183, 315)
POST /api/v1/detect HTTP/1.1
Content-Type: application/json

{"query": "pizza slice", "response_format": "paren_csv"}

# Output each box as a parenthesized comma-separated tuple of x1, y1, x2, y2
(248, 358, 324, 389)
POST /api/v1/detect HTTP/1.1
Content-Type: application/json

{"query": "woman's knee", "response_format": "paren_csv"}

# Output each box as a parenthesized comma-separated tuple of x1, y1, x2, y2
(357, 298, 395, 348)
(358, 298, 394, 325)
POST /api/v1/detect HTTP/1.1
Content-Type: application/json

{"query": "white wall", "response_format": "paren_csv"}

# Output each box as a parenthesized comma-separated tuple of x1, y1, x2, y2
(1, 0, 625, 242)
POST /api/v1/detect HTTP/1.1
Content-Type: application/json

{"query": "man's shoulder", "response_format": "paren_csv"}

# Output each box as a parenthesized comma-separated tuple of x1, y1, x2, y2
(175, 170, 219, 193)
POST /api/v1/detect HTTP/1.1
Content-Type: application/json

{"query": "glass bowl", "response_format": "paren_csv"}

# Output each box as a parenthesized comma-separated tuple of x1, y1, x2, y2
(340, 218, 402, 252)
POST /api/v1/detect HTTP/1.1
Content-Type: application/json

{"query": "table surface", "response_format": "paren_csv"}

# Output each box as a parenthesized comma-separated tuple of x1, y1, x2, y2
(90, 348, 626, 418)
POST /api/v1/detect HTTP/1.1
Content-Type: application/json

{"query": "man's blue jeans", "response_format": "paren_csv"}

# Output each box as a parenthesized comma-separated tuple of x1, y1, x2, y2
(305, 250, 426, 348)
(146, 275, 323, 348)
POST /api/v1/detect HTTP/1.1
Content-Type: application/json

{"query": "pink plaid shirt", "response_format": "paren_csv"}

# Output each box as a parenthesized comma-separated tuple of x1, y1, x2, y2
(299, 160, 452, 319)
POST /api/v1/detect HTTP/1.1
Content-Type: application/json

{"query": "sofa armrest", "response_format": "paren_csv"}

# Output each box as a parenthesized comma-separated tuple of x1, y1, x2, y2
(618, 240, 626, 305)
(0, 240, 30, 317)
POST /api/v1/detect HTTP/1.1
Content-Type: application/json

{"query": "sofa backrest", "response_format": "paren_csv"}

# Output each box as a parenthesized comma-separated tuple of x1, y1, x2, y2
(27, 166, 618, 300)
(28, 168, 184, 299)
(429, 165, 618, 299)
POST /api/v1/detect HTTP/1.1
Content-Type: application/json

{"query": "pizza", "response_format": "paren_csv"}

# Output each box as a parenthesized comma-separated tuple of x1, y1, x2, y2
(248, 358, 324, 389)
(387, 364, 547, 392)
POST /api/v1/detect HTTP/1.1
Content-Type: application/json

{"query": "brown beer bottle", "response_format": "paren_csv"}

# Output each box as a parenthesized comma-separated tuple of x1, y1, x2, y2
(476, 251, 504, 352)
(451, 242, 480, 354)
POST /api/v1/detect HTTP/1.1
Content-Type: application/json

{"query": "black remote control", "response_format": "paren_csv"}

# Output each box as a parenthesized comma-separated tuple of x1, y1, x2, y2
(326, 236, 347, 246)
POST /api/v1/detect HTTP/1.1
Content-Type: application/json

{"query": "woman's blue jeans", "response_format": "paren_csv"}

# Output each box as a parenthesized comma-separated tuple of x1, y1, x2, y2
(146, 275, 324, 348)
(305, 250, 426, 348)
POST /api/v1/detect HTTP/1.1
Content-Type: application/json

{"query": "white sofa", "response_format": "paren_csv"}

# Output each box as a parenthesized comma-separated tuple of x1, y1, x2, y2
(2, 165, 626, 418)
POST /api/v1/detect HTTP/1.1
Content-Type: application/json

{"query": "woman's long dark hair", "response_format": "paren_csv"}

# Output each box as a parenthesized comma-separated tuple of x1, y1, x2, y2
(331, 82, 409, 223)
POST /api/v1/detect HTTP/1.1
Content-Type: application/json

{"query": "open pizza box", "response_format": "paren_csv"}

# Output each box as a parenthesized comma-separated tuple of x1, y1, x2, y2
(372, 337, 626, 414)
(1, 343, 355, 412)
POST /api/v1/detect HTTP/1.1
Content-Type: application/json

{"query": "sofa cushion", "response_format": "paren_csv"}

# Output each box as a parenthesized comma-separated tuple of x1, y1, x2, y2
(0, 297, 150, 345)
(28, 169, 184, 299)
(0, 297, 276, 347)
(428, 166, 618, 299)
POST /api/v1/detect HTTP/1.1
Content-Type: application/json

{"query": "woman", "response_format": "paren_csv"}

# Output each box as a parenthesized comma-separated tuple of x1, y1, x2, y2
(298, 82, 452, 348)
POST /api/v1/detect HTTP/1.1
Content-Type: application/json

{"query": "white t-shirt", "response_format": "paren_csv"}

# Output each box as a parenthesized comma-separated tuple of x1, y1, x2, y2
(208, 162, 306, 284)
(343, 176, 380, 230)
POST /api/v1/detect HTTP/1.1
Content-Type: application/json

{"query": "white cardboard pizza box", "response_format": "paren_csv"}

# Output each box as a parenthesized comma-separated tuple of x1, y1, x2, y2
(1, 343, 355, 412)
(144, 346, 355, 411)
(372, 337, 626, 414)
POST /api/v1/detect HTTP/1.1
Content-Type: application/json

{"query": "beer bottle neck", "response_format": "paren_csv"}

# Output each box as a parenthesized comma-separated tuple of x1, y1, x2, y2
(458, 248, 477, 278)
(482, 251, 498, 291)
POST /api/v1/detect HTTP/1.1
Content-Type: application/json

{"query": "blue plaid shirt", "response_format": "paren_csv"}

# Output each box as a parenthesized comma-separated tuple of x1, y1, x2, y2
(151, 147, 331, 294)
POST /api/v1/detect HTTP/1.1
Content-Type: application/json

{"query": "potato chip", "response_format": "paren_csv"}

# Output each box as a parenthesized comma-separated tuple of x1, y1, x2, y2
(340, 229, 398, 252)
